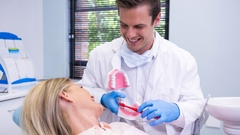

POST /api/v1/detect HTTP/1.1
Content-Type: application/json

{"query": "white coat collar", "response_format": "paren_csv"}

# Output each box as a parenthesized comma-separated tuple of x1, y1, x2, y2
(155, 30, 168, 55)
(112, 37, 125, 53)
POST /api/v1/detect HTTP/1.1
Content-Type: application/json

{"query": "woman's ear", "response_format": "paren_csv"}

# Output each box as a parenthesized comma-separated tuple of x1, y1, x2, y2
(60, 91, 73, 102)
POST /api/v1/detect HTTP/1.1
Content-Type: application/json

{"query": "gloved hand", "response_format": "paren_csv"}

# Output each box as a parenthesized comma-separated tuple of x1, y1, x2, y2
(138, 100, 180, 126)
(101, 91, 126, 115)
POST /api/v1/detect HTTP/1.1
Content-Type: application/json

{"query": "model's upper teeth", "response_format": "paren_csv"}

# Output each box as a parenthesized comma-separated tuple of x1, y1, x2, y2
(129, 39, 138, 42)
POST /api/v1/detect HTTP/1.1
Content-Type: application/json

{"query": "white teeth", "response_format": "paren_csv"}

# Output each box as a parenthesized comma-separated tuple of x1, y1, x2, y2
(123, 73, 130, 86)
(110, 70, 130, 89)
(126, 80, 130, 86)
(111, 78, 116, 88)
(111, 72, 116, 89)
(129, 39, 138, 42)
(124, 107, 135, 113)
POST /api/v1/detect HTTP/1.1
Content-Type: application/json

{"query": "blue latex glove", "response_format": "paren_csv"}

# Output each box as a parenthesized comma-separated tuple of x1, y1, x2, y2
(138, 100, 180, 126)
(101, 91, 126, 114)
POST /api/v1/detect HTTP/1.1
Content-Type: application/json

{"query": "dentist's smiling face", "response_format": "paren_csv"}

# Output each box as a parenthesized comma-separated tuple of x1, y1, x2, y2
(119, 4, 160, 55)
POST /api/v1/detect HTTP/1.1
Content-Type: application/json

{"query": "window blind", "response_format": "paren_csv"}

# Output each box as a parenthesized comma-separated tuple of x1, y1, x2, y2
(69, 0, 169, 79)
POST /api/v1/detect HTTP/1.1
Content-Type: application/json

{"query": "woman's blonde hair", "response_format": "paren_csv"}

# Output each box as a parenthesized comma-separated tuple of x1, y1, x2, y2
(21, 78, 73, 135)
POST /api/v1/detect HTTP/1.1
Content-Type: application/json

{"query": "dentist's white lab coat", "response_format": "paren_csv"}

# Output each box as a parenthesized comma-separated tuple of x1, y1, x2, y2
(79, 31, 204, 135)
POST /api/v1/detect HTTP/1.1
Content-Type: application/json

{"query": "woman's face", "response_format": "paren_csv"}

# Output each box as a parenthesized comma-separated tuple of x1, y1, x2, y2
(67, 82, 103, 118)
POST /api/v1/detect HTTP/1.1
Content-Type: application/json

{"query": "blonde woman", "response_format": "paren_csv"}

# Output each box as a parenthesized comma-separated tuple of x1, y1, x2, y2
(17, 78, 148, 135)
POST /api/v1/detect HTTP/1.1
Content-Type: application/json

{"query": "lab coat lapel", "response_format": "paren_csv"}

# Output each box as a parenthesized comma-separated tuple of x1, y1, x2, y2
(111, 37, 124, 69)
(144, 35, 169, 102)
(111, 52, 121, 69)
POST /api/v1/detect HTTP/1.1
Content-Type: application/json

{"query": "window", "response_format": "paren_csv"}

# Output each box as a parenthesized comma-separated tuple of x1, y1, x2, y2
(69, 0, 169, 79)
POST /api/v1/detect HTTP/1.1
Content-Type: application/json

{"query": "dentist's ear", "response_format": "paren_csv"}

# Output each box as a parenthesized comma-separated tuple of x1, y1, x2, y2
(60, 91, 73, 102)
(153, 13, 161, 27)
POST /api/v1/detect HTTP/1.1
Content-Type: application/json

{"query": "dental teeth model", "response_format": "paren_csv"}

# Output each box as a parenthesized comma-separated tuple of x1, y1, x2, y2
(108, 69, 130, 90)
(118, 102, 142, 120)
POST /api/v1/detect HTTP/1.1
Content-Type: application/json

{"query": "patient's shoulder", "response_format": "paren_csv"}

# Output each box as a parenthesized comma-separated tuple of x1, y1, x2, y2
(110, 122, 149, 135)
(109, 122, 131, 134)
(110, 122, 131, 129)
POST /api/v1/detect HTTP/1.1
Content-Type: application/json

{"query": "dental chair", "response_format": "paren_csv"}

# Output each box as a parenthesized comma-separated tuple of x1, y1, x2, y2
(12, 103, 209, 135)
(12, 106, 22, 126)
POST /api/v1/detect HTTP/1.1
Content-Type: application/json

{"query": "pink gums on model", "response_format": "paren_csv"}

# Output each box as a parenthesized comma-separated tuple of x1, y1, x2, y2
(119, 103, 141, 117)
(119, 102, 160, 119)
(108, 69, 130, 90)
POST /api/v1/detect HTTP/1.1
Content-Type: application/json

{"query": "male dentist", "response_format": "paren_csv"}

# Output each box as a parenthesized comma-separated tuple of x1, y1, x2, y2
(79, 0, 205, 134)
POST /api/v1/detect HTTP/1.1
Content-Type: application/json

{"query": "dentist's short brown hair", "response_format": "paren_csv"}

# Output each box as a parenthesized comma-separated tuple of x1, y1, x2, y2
(115, 0, 161, 24)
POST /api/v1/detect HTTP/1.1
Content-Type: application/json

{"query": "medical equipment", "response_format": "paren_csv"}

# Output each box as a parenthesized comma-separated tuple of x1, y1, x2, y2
(107, 69, 130, 91)
(0, 32, 37, 93)
(119, 102, 160, 119)
(119, 102, 140, 112)
(105, 68, 159, 120)
(192, 94, 210, 135)
(118, 100, 142, 120)
(101, 68, 130, 114)
(206, 96, 240, 135)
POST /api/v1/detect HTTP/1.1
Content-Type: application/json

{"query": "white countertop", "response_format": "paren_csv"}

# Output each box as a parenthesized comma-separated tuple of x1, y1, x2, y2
(0, 81, 38, 102)
(0, 90, 29, 102)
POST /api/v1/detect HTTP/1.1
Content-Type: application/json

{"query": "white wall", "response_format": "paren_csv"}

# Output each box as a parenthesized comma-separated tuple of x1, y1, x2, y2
(42, 0, 69, 78)
(0, 0, 43, 79)
(169, 0, 240, 134)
